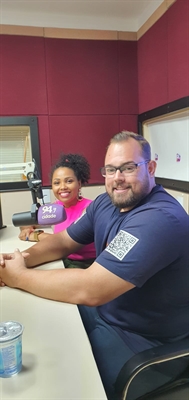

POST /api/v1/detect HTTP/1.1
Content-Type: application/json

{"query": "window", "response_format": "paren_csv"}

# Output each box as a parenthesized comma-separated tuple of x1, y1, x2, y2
(0, 116, 41, 191)
(138, 96, 189, 193)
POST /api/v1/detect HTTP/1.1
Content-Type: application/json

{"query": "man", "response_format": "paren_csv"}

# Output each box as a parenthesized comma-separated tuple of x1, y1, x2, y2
(0, 131, 189, 400)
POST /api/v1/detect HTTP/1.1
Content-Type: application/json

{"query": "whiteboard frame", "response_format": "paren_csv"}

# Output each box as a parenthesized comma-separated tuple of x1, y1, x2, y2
(138, 96, 189, 193)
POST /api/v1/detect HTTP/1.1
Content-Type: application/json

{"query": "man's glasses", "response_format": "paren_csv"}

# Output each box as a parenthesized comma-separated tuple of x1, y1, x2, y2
(100, 160, 150, 177)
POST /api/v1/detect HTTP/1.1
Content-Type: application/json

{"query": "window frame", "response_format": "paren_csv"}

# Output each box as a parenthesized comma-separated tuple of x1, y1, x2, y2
(0, 116, 41, 192)
(138, 96, 189, 193)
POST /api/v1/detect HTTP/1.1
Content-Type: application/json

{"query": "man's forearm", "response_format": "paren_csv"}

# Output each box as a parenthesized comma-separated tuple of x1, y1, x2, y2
(14, 267, 90, 304)
(0, 248, 134, 305)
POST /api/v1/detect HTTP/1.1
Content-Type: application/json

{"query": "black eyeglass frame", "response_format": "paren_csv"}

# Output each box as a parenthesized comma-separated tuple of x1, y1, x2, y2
(100, 160, 150, 177)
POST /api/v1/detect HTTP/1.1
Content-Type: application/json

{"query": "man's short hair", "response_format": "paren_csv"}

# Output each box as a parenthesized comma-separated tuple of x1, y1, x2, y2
(109, 131, 151, 160)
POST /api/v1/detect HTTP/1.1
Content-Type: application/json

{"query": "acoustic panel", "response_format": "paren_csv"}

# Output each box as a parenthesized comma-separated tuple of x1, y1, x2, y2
(119, 115, 138, 133)
(37, 116, 51, 186)
(45, 38, 119, 115)
(138, 14, 168, 114)
(0, 35, 47, 115)
(118, 41, 138, 114)
(167, 0, 189, 101)
(48, 115, 120, 184)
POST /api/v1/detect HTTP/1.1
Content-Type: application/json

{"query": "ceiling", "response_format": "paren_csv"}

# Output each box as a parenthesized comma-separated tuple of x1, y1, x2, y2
(0, 0, 166, 32)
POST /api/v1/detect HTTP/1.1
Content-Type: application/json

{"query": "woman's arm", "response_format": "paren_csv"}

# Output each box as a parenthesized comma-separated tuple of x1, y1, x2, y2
(19, 226, 52, 242)
(19, 225, 36, 241)
(23, 230, 83, 268)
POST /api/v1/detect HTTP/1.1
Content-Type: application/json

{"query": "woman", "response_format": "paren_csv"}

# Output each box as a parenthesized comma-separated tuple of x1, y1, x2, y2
(19, 153, 96, 268)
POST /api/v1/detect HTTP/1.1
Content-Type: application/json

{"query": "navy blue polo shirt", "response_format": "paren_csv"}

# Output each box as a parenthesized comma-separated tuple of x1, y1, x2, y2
(67, 185, 189, 342)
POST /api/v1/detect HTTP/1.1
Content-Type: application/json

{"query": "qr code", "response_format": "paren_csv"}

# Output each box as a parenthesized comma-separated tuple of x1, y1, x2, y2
(105, 230, 139, 260)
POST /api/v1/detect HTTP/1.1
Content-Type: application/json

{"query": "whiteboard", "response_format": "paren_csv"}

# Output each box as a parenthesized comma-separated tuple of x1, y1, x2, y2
(143, 108, 189, 182)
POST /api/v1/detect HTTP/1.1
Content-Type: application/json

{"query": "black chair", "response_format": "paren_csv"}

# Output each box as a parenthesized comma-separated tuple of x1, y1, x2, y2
(115, 338, 189, 400)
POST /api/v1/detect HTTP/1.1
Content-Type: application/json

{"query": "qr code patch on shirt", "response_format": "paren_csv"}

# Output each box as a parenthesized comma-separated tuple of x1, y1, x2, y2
(105, 230, 139, 260)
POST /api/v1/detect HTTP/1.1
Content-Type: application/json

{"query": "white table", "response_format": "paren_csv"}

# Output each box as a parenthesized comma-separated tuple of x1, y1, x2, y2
(0, 226, 107, 399)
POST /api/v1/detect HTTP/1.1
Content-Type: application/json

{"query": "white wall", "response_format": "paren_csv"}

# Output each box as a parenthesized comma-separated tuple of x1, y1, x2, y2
(0, 185, 106, 226)
(164, 188, 189, 214)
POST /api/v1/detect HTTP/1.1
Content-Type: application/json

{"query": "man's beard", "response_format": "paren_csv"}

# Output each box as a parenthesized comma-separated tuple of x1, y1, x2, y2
(107, 182, 150, 210)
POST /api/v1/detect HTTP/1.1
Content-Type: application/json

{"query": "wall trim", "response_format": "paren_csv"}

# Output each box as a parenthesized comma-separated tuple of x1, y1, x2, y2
(137, 0, 176, 39)
(0, 24, 44, 37)
(0, 0, 176, 41)
(44, 27, 118, 40)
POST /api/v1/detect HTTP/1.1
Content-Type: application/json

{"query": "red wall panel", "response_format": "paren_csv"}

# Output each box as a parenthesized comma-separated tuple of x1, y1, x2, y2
(48, 115, 119, 184)
(0, 35, 47, 115)
(119, 115, 138, 133)
(37, 116, 51, 186)
(118, 41, 138, 114)
(167, 0, 189, 101)
(0, 34, 139, 185)
(138, 14, 168, 114)
(138, 0, 189, 114)
(2, 0, 188, 185)
(45, 38, 119, 115)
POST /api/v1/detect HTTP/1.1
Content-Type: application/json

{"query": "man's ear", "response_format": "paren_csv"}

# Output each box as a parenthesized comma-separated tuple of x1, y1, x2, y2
(148, 160, 157, 177)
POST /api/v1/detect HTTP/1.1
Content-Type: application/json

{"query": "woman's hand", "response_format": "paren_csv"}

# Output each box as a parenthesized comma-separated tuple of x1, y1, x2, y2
(19, 226, 35, 241)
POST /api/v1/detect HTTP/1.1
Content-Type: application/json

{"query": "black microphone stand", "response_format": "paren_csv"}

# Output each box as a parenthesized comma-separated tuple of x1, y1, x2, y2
(26, 173, 44, 223)
(0, 195, 6, 229)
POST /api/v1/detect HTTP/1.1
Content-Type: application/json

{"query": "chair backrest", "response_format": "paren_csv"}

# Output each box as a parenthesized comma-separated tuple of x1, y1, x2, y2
(137, 368, 189, 400)
(115, 339, 189, 400)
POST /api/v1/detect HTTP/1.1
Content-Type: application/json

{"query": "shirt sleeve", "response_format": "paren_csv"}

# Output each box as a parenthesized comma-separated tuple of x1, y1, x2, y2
(95, 207, 185, 287)
(67, 202, 94, 245)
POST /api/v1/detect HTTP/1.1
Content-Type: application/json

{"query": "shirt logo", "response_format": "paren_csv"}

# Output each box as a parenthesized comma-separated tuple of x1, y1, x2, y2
(105, 230, 139, 260)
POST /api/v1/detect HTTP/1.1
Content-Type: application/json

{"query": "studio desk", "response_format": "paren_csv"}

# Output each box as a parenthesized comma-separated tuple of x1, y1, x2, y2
(0, 226, 107, 400)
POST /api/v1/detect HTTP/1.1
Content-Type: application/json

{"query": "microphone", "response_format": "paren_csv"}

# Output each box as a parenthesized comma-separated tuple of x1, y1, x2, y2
(12, 159, 67, 227)
(12, 203, 67, 227)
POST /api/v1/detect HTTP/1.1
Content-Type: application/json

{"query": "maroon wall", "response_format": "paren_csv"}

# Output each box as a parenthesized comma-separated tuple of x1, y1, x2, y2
(0, 36, 138, 185)
(0, 0, 188, 186)
(138, 0, 189, 113)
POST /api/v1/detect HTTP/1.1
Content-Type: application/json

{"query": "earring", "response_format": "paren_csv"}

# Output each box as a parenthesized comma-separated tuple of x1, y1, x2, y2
(78, 189, 83, 201)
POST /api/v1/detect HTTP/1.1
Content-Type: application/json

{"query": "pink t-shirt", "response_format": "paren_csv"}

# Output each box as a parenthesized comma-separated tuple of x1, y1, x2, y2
(53, 198, 96, 261)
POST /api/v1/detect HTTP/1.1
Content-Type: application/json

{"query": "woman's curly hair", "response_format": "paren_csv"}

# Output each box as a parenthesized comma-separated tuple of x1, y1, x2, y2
(50, 153, 90, 185)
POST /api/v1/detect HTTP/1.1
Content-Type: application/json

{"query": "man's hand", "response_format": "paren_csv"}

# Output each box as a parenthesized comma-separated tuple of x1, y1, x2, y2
(0, 249, 29, 287)
(0, 251, 29, 266)
(0, 252, 14, 266)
